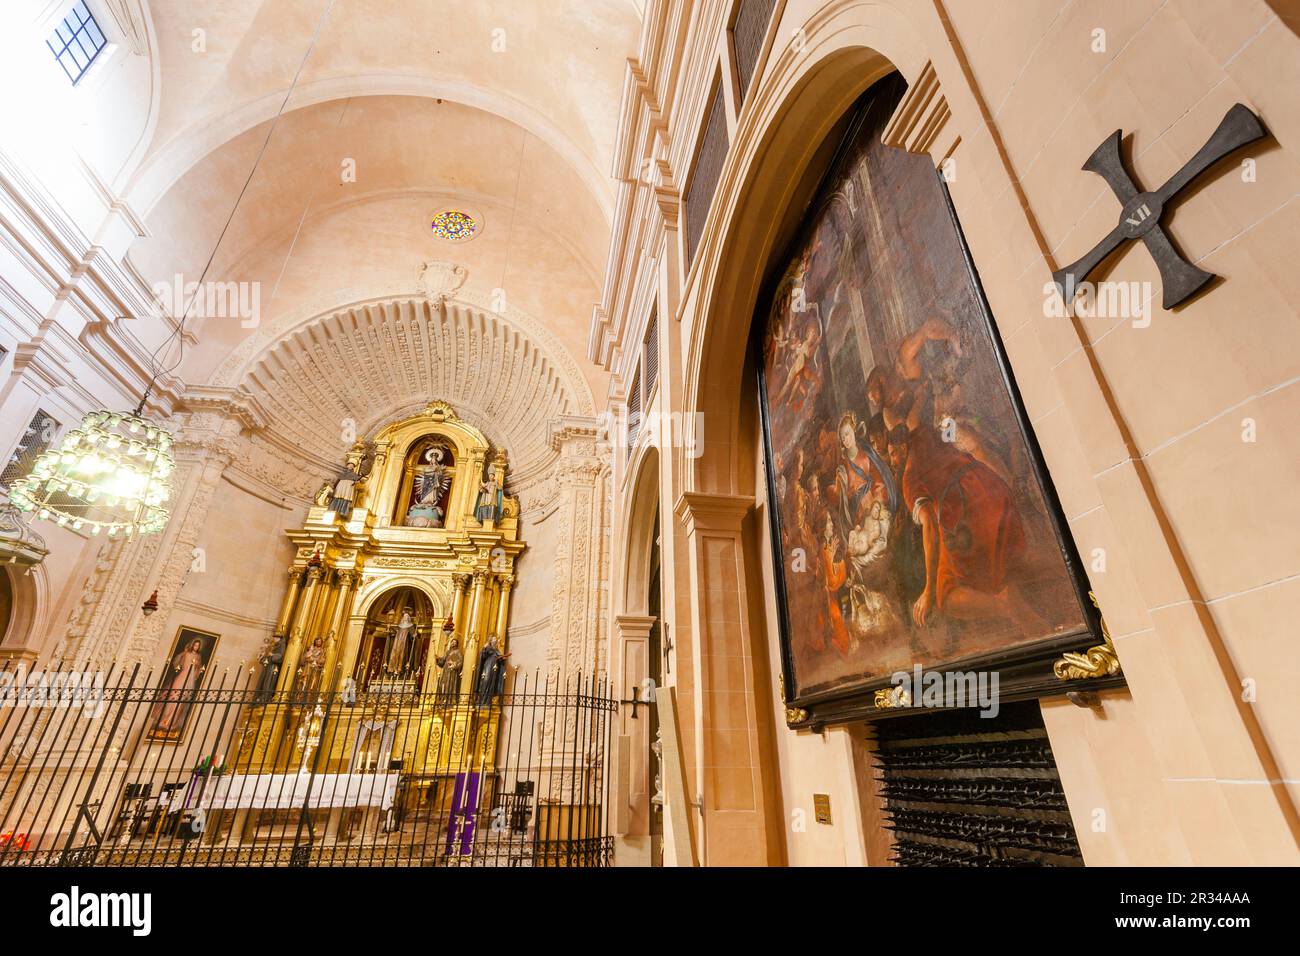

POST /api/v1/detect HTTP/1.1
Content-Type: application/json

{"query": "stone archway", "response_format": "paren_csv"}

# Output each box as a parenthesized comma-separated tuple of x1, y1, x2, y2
(686, 41, 904, 496)
(612, 444, 662, 864)
(621, 444, 662, 616)
(667, 7, 934, 866)
(0, 563, 51, 662)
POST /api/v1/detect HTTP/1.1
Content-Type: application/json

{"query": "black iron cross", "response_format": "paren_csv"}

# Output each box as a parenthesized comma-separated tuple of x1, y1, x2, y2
(620, 683, 654, 719)
(1052, 103, 1266, 310)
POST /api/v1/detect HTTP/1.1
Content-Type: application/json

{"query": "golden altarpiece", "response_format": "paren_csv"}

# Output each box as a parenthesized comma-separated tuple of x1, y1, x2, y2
(235, 400, 524, 784)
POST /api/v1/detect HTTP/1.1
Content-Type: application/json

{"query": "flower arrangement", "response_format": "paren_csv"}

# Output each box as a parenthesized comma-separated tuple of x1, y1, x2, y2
(0, 830, 30, 851)
(193, 753, 229, 776)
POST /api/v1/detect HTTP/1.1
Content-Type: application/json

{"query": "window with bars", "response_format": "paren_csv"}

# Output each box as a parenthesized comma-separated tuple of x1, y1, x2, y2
(624, 309, 660, 464)
(731, 0, 778, 102)
(642, 308, 660, 401)
(1, 411, 61, 492)
(47, 2, 108, 85)
(626, 368, 642, 457)
(683, 81, 729, 270)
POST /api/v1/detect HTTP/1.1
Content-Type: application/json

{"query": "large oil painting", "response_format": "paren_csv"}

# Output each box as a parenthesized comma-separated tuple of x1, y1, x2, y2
(760, 74, 1096, 713)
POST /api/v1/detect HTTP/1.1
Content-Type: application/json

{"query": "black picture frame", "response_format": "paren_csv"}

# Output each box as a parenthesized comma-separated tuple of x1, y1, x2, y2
(755, 81, 1124, 729)
(145, 625, 220, 743)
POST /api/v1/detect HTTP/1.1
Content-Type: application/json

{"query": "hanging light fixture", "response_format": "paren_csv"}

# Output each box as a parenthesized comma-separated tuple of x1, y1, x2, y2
(7, 0, 338, 542)
(7, 405, 174, 538)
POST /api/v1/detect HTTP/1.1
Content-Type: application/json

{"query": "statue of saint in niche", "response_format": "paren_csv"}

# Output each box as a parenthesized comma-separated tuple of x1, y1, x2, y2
(404, 446, 451, 527)
(385, 609, 418, 675)
(475, 470, 504, 523)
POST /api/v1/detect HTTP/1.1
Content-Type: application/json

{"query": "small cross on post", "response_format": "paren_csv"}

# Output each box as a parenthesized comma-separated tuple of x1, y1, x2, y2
(1052, 103, 1267, 311)
(620, 681, 655, 719)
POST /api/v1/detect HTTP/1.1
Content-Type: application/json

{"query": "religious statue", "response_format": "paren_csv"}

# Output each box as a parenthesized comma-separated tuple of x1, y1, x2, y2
(297, 702, 325, 772)
(313, 481, 333, 507)
(404, 446, 451, 527)
(255, 633, 285, 702)
(472, 634, 509, 706)
(475, 471, 504, 523)
(385, 609, 417, 674)
(328, 443, 371, 519)
(434, 636, 463, 699)
(295, 636, 326, 695)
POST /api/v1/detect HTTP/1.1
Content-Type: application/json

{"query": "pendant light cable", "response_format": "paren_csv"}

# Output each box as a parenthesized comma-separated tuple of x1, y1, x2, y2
(138, 0, 340, 412)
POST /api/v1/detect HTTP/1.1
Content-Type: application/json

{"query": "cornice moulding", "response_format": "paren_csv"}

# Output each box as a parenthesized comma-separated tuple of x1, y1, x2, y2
(674, 490, 754, 534)
(177, 384, 268, 431)
(881, 60, 952, 160)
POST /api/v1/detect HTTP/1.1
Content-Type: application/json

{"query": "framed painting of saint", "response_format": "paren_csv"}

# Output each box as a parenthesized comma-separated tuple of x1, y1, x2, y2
(146, 626, 220, 743)
(759, 73, 1114, 726)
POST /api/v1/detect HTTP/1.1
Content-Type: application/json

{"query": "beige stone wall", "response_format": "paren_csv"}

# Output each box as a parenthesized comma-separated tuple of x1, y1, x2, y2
(601, 0, 1300, 865)
(158, 476, 298, 675)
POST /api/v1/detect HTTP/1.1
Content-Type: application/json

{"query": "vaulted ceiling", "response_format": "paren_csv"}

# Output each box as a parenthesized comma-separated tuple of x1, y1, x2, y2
(120, 0, 640, 460)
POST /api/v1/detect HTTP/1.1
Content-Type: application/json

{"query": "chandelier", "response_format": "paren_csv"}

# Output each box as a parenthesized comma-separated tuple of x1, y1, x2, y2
(5, 0, 336, 542)
(7, 409, 174, 537)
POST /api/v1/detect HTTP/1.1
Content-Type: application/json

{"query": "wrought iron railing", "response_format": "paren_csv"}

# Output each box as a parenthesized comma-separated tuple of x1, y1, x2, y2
(0, 657, 615, 867)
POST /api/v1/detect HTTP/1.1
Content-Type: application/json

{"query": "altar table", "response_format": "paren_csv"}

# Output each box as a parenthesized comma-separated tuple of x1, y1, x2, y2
(200, 772, 399, 811)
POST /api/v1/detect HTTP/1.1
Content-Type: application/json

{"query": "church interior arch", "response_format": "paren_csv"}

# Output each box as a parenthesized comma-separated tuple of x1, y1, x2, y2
(2, 0, 1297, 878)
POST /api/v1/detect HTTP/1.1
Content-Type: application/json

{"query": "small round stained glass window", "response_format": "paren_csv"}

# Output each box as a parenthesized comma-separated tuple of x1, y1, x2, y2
(430, 210, 479, 242)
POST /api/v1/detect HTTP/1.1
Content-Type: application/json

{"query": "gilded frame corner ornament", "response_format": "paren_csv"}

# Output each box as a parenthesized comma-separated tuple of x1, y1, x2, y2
(779, 676, 807, 727)
(873, 686, 911, 710)
(1053, 592, 1122, 681)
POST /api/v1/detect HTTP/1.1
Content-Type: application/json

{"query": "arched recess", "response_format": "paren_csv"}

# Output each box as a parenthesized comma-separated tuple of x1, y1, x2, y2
(351, 575, 450, 626)
(613, 441, 664, 863)
(621, 444, 661, 616)
(0, 564, 50, 658)
(684, 2, 929, 496)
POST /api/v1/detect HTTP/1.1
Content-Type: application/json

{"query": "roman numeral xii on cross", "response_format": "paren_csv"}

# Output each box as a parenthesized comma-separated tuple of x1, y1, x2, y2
(1052, 103, 1267, 310)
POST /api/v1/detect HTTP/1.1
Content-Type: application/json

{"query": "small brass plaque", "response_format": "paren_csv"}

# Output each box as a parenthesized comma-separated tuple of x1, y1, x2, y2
(813, 793, 832, 825)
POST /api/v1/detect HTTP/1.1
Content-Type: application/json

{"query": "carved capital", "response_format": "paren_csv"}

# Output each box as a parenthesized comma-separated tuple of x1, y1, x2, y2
(176, 385, 267, 430)
(614, 613, 655, 642)
(674, 491, 754, 536)
(549, 416, 602, 454)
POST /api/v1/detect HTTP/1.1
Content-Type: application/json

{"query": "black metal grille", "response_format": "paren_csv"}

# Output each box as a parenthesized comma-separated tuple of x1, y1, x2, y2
(643, 307, 659, 401)
(872, 701, 1084, 867)
(626, 366, 642, 462)
(1, 410, 59, 492)
(684, 82, 729, 269)
(732, 0, 778, 101)
(0, 658, 615, 868)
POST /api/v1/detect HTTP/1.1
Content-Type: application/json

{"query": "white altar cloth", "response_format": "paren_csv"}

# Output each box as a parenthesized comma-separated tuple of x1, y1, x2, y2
(200, 772, 399, 811)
